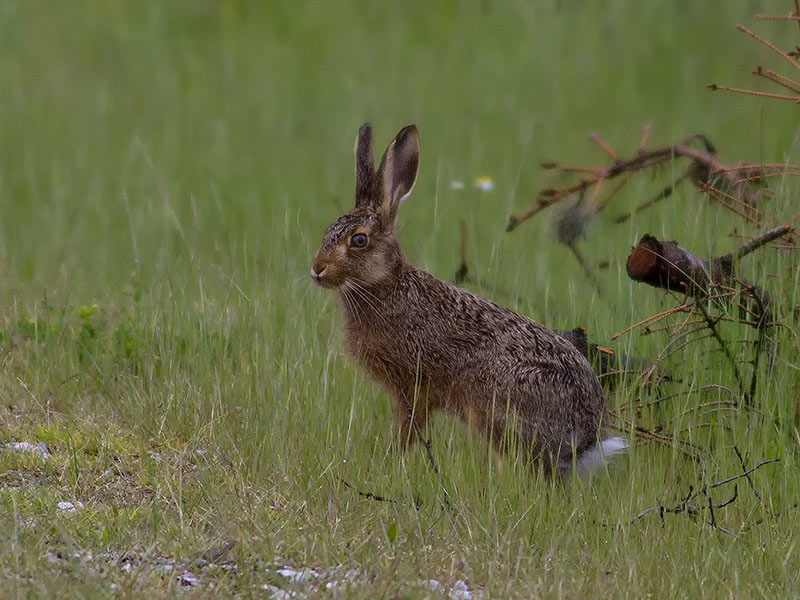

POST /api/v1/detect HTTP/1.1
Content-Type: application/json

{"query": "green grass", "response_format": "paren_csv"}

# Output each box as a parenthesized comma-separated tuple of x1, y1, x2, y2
(1, 1, 800, 597)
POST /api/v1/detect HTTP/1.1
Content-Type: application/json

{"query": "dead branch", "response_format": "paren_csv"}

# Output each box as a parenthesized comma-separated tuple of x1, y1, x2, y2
(508, 129, 792, 237)
(707, 82, 800, 102)
(615, 171, 690, 224)
(626, 234, 717, 297)
(611, 302, 694, 341)
(608, 413, 705, 461)
(339, 477, 399, 505)
(695, 300, 742, 380)
(708, 12, 800, 103)
(725, 224, 795, 261)
(709, 458, 780, 489)
(732, 445, 766, 506)
(622, 223, 791, 398)
(754, 67, 800, 94)
(629, 455, 780, 533)
(566, 242, 602, 290)
(625, 226, 793, 324)
(736, 24, 800, 73)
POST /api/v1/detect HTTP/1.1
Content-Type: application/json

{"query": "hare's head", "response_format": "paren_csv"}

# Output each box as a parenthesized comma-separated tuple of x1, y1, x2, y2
(311, 124, 420, 290)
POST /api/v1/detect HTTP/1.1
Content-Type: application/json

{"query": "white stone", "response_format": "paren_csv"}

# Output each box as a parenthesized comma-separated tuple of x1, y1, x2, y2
(5, 441, 48, 457)
(178, 571, 200, 586)
(427, 579, 442, 590)
(450, 579, 474, 599)
(277, 566, 317, 584)
(56, 501, 83, 513)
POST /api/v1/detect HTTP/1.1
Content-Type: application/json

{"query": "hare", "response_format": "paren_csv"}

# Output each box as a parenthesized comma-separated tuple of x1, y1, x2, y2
(311, 124, 627, 478)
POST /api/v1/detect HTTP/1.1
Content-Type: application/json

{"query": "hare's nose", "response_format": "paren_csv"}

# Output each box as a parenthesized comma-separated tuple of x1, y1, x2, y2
(310, 263, 327, 282)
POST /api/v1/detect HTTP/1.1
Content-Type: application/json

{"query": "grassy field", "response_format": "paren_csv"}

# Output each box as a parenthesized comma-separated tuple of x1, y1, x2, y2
(1, 1, 800, 598)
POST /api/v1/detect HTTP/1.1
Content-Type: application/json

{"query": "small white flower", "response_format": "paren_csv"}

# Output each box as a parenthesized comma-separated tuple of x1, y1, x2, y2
(473, 176, 494, 191)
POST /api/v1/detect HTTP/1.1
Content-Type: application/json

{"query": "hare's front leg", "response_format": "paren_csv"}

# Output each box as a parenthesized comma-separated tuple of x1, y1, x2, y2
(392, 388, 429, 448)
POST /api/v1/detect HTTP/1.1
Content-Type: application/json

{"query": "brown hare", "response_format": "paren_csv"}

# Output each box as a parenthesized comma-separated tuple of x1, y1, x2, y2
(311, 124, 627, 478)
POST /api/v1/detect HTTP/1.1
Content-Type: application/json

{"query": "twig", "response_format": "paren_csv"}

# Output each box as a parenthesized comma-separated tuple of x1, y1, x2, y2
(713, 485, 739, 509)
(712, 161, 799, 173)
(589, 132, 617, 160)
(608, 416, 704, 459)
(709, 458, 780, 489)
(730, 170, 800, 186)
(701, 183, 762, 224)
(707, 82, 800, 102)
(707, 493, 719, 529)
(637, 122, 652, 153)
(732, 446, 765, 505)
(753, 67, 800, 94)
(740, 502, 800, 532)
(567, 242, 602, 291)
(736, 24, 800, 73)
(615, 171, 690, 224)
(413, 423, 452, 510)
(629, 456, 780, 532)
(611, 302, 692, 340)
(722, 224, 794, 262)
(754, 14, 800, 21)
(339, 477, 399, 504)
(597, 172, 633, 210)
(695, 299, 741, 382)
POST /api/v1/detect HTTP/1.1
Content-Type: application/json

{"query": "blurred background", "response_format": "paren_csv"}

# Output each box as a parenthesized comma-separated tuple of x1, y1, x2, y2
(1, 1, 796, 298)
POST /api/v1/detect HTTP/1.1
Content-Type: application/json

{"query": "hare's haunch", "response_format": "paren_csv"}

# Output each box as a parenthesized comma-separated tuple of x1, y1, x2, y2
(312, 124, 627, 478)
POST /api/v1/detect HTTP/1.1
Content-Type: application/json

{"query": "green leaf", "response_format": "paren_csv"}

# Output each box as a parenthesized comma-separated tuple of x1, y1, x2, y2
(386, 520, 398, 544)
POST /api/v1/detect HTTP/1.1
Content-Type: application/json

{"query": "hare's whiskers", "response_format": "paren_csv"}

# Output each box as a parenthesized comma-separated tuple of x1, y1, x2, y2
(346, 279, 387, 325)
(347, 276, 381, 302)
(340, 285, 363, 328)
(345, 282, 379, 326)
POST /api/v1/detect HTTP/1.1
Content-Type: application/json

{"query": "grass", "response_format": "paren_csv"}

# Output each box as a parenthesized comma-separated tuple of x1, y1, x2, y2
(1, 1, 800, 597)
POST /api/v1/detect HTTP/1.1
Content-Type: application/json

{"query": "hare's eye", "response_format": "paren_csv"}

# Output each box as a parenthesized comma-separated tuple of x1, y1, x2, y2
(349, 233, 368, 248)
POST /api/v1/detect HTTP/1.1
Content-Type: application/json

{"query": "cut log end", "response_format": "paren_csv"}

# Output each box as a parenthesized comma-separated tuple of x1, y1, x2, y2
(627, 235, 660, 280)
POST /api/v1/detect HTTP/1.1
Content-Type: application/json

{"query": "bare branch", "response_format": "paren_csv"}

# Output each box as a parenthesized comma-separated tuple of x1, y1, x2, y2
(736, 24, 800, 73)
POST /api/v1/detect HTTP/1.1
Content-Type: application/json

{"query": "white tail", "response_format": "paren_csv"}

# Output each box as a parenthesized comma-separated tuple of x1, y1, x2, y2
(576, 436, 629, 477)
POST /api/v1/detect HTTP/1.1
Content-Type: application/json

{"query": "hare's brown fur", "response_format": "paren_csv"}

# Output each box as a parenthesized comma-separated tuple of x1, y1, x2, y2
(312, 124, 615, 477)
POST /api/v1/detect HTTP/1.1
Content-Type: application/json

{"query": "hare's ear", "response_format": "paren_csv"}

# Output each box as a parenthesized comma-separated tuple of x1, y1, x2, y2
(353, 123, 376, 209)
(377, 125, 420, 226)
